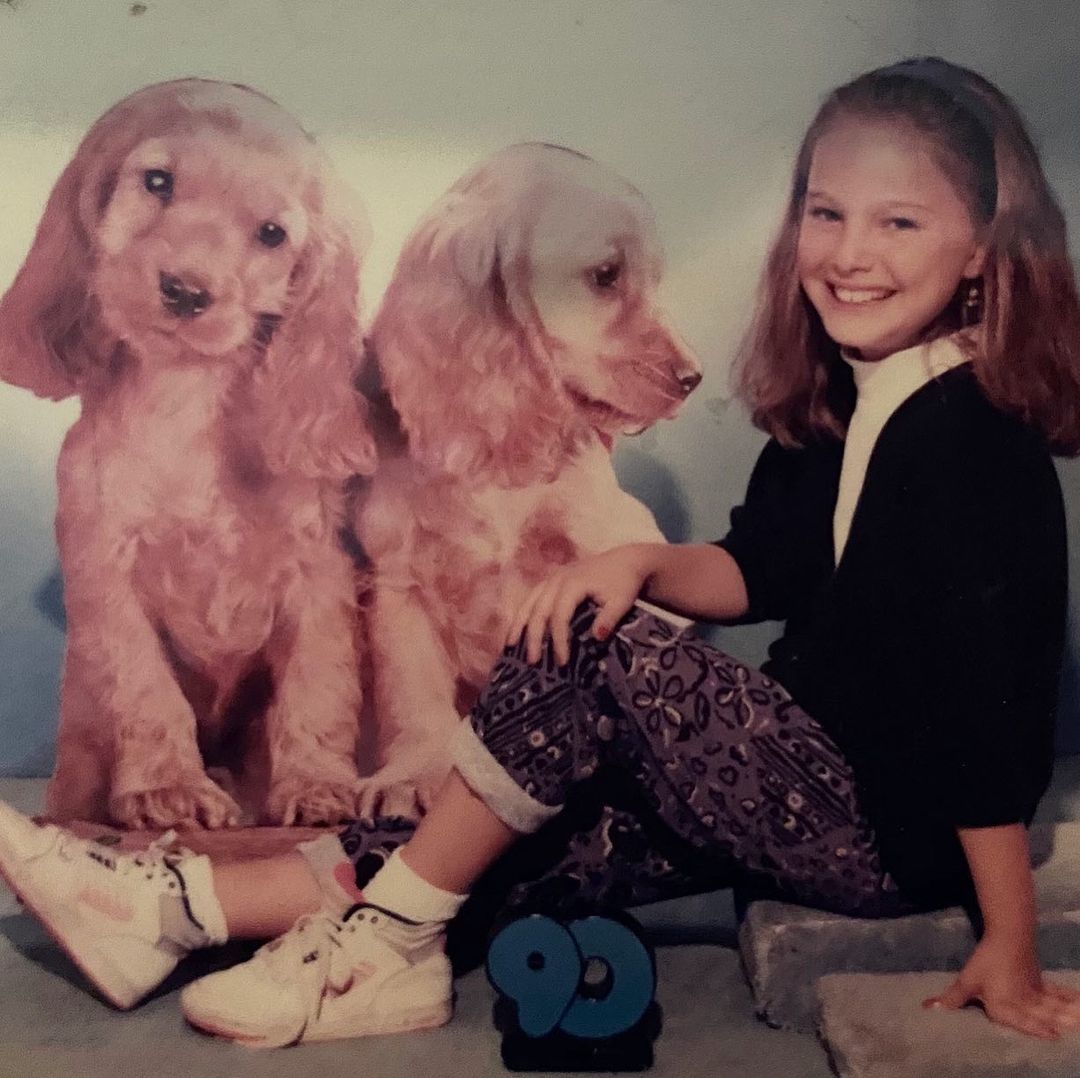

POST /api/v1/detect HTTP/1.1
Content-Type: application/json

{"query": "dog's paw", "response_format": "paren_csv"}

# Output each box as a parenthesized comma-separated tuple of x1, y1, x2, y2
(111, 777, 241, 830)
(353, 760, 449, 823)
(353, 776, 421, 823)
(263, 775, 360, 826)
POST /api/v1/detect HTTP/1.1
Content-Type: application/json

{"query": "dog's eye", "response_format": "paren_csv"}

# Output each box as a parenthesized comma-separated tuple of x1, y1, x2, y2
(591, 262, 622, 289)
(144, 169, 174, 201)
(258, 222, 287, 249)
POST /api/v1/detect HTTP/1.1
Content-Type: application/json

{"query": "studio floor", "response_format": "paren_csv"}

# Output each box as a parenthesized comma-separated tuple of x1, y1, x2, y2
(4, 760, 1080, 1078)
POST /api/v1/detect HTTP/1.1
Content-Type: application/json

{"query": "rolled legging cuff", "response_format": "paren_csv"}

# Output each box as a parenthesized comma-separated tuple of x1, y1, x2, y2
(450, 721, 561, 834)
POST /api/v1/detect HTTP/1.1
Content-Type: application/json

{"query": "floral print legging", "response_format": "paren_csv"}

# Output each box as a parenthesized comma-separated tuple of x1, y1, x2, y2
(334, 602, 924, 967)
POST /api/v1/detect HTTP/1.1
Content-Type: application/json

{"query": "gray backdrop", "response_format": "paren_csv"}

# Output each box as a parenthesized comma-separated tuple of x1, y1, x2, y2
(1, 0, 1078, 774)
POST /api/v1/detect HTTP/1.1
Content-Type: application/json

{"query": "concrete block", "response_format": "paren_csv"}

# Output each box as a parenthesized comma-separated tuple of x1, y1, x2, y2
(818, 971, 1080, 1078)
(739, 823, 1080, 1032)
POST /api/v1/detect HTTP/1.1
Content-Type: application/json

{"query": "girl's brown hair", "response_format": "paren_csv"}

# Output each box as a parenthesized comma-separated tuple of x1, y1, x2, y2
(735, 56, 1080, 454)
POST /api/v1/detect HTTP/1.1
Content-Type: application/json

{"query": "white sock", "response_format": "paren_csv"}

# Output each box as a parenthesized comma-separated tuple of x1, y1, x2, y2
(360, 848, 468, 925)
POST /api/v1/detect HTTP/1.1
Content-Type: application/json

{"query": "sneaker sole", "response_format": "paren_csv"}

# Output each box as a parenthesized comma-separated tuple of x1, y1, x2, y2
(0, 836, 143, 1010)
(184, 1000, 453, 1049)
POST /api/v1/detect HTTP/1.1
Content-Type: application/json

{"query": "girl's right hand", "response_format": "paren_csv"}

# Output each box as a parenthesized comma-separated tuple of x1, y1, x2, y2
(924, 935, 1080, 1039)
(504, 543, 661, 666)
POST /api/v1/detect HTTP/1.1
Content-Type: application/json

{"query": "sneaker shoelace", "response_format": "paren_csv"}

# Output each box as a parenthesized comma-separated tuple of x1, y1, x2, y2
(256, 911, 376, 1028)
(56, 828, 191, 886)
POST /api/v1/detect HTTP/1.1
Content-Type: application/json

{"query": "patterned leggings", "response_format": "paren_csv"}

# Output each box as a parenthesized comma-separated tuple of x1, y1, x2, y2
(331, 603, 924, 964)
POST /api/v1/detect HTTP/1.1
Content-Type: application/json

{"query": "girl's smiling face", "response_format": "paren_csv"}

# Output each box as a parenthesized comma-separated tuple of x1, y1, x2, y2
(797, 116, 987, 361)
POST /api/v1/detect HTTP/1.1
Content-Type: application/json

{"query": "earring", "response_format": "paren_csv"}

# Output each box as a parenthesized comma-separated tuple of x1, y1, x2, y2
(962, 280, 982, 327)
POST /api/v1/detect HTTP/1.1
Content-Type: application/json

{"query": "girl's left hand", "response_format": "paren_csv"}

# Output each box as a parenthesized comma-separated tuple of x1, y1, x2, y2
(923, 936, 1080, 1039)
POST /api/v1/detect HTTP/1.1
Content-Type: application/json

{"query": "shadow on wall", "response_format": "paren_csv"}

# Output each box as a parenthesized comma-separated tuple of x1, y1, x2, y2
(613, 445, 692, 543)
(13, 741, 55, 779)
(34, 567, 64, 632)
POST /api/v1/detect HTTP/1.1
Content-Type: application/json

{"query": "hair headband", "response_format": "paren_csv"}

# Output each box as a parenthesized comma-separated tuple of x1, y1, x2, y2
(875, 57, 996, 141)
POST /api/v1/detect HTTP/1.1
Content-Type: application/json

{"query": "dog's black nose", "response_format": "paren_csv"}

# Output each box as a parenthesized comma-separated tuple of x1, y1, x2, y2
(678, 370, 703, 396)
(160, 272, 213, 319)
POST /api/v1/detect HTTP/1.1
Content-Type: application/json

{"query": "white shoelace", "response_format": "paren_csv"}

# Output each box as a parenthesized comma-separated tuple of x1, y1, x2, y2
(57, 828, 189, 884)
(256, 912, 357, 1026)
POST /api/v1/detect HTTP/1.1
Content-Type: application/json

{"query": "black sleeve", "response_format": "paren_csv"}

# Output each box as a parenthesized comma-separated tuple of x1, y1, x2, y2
(714, 438, 836, 623)
(914, 424, 1064, 828)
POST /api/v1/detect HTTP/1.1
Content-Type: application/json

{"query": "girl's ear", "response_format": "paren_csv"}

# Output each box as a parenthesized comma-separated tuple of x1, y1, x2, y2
(963, 241, 989, 279)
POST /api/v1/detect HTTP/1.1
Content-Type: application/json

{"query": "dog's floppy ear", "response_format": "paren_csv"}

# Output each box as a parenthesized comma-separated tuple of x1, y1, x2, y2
(424, 190, 501, 292)
(0, 137, 112, 400)
(371, 178, 581, 486)
(246, 169, 377, 482)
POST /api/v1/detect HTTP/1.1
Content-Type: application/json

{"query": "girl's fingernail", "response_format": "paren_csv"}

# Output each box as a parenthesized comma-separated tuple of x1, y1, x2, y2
(594, 624, 609, 640)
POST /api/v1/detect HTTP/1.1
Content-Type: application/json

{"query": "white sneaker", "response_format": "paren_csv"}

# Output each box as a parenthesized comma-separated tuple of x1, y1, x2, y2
(181, 904, 453, 1048)
(0, 800, 218, 1009)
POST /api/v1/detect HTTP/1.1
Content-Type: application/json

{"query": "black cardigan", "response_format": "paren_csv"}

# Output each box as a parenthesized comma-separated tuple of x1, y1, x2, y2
(716, 363, 1066, 905)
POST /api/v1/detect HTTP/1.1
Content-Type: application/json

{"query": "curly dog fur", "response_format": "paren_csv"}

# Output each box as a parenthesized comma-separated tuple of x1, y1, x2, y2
(355, 143, 701, 818)
(0, 79, 376, 829)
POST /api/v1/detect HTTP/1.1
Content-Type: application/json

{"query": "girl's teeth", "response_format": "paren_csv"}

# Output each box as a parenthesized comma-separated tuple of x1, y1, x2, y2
(834, 286, 892, 304)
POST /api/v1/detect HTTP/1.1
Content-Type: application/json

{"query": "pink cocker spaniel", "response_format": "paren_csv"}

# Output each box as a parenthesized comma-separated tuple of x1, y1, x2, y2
(356, 143, 702, 817)
(0, 80, 376, 829)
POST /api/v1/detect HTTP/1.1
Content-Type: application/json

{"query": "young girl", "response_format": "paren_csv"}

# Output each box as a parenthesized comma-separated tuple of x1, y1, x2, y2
(3, 55, 1080, 1047)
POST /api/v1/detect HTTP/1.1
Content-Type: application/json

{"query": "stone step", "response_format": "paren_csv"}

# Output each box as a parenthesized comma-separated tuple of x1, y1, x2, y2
(738, 822, 1080, 1032)
(818, 971, 1080, 1078)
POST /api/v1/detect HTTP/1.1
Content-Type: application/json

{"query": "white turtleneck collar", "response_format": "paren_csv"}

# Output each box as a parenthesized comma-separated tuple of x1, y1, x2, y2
(833, 334, 972, 566)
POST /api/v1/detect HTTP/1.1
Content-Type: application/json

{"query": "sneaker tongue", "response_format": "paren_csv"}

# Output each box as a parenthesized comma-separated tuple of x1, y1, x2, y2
(260, 914, 333, 983)
(325, 939, 356, 993)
